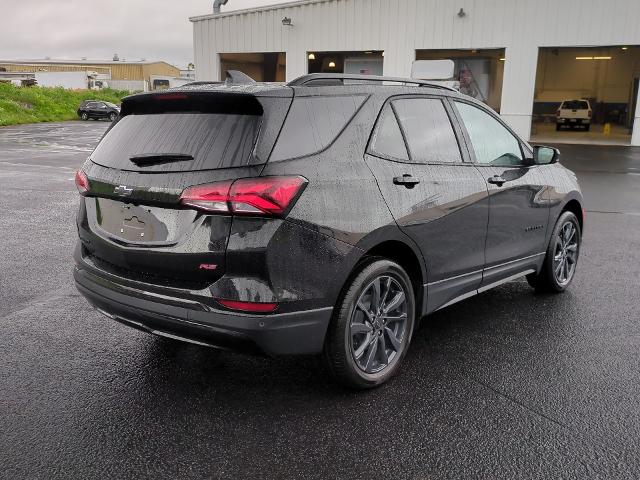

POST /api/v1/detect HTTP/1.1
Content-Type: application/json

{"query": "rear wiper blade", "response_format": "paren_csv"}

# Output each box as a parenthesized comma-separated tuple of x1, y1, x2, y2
(129, 153, 194, 166)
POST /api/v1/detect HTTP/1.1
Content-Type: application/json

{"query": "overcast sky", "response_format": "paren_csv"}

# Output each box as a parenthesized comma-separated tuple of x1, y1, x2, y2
(1, 0, 289, 68)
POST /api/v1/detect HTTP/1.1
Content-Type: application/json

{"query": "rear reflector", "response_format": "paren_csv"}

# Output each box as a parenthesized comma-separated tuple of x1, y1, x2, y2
(180, 176, 307, 217)
(216, 299, 278, 313)
(75, 169, 89, 195)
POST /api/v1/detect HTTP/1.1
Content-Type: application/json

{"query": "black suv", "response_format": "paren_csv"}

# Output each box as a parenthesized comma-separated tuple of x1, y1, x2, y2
(74, 73, 583, 388)
(77, 100, 120, 121)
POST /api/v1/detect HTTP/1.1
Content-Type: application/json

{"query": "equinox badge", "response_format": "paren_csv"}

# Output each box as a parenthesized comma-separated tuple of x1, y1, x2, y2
(114, 185, 133, 196)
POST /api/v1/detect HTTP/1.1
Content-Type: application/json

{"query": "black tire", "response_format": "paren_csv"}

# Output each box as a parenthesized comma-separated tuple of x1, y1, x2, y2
(80, 112, 88, 121)
(109, 112, 117, 122)
(584, 124, 590, 132)
(556, 123, 561, 131)
(323, 258, 416, 389)
(527, 211, 581, 293)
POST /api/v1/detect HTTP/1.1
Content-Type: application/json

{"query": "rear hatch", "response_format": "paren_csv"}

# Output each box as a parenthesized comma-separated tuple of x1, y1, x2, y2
(77, 87, 292, 289)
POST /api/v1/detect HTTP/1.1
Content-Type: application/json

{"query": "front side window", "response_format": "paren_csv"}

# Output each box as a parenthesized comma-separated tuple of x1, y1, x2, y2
(455, 101, 523, 166)
(392, 98, 462, 164)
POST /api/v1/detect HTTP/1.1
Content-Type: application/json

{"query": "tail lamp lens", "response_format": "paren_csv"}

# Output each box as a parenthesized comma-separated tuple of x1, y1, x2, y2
(180, 176, 307, 217)
(75, 169, 89, 195)
(556, 110, 560, 116)
(229, 177, 306, 215)
(216, 299, 278, 313)
(179, 180, 233, 213)
(588, 109, 592, 118)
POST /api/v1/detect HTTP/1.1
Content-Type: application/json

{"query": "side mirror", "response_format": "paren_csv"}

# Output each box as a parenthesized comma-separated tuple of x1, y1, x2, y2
(533, 145, 560, 165)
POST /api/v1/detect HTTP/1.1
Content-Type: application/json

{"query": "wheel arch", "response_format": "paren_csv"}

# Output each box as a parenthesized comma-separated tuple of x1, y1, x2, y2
(561, 198, 584, 232)
(352, 234, 427, 317)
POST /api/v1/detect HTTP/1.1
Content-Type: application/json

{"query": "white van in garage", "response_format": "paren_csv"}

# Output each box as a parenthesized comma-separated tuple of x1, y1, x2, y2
(556, 99, 592, 131)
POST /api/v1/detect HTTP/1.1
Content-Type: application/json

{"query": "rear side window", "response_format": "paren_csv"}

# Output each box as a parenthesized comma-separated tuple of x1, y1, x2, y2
(392, 98, 462, 164)
(561, 100, 589, 110)
(454, 101, 523, 166)
(91, 113, 261, 172)
(369, 104, 409, 161)
(270, 95, 367, 161)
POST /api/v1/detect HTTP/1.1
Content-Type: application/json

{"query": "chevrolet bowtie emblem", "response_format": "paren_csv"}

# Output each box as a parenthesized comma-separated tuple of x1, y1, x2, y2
(114, 185, 133, 196)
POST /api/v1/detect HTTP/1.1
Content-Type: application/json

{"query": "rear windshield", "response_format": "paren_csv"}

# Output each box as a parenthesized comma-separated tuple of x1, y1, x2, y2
(561, 100, 589, 110)
(90, 113, 261, 172)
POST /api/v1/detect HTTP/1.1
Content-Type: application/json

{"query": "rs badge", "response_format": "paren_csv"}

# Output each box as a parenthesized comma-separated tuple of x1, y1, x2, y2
(114, 185, 133, 196)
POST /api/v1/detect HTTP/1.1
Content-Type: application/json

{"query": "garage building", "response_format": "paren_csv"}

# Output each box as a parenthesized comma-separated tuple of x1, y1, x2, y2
(190, 0, 640, 146)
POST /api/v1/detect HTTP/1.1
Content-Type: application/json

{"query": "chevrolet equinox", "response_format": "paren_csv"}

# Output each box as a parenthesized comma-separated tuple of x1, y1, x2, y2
(74, 73, 583, 389)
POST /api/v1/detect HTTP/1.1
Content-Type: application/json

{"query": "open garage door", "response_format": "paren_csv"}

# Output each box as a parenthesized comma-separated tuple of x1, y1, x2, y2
(219, 53, 286, 82)
(415, 49, 505, 112)
(307, 51, 384, 75)
(531, 46, 640, 146)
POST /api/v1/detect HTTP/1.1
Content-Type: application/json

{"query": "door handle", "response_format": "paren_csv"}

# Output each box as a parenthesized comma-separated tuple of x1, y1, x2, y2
(487, 175, 506, 187)
(393, 174, 420, 189)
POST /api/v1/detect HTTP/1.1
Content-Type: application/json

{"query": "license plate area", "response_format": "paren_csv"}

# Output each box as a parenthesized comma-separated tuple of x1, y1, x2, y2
(87, 197, 198, 247)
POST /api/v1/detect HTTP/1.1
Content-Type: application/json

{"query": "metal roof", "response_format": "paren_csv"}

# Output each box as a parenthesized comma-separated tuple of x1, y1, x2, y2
(190, 0, 329, 21)
(0, 59, 174, 66)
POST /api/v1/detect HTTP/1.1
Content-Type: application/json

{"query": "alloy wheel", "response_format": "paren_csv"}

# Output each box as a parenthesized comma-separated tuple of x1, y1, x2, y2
(350, 275, 408, 374)
(553, 221, 579, 286)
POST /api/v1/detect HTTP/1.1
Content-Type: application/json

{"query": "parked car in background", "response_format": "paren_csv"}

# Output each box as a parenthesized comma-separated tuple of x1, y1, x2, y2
(73, 73, 584, 389)
(556, 99, 592, 131)
(77, 100, 120, 121)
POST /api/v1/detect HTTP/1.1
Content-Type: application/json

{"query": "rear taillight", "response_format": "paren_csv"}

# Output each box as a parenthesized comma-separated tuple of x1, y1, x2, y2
(216, 299, 278, 313)
(179, 180, 233, 213)
(556, 110, 561, 117)
(75, 169, 89, 195)
(588, 110, 592, 118)
(180, 176, 307, 217)
(229, 177, 307, 215)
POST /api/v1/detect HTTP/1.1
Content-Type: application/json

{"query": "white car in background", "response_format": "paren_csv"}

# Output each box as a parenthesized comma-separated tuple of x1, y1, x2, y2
(556, 99, 592, 131)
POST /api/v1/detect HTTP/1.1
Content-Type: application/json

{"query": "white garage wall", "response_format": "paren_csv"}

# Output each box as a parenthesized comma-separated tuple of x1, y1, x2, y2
(191, 0, 640, 144)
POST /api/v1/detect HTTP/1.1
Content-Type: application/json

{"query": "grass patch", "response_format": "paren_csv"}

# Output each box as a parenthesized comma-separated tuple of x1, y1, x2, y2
(0, 83, 131, 126)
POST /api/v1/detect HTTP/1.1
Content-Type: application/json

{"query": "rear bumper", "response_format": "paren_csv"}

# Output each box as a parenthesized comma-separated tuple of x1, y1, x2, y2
(74, 266, 332, 356)
(557, 118, 590, 124)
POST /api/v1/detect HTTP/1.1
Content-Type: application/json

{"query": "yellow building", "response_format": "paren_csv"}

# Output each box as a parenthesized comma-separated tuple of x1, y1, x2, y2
(0, 58, 181, 90)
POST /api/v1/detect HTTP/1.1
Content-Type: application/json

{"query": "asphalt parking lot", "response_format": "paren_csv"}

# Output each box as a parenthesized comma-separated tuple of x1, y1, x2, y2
(1, 121, 639, 479)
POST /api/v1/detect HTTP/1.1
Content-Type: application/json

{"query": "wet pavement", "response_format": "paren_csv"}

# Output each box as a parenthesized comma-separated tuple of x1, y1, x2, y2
(1, 121, 639, 479)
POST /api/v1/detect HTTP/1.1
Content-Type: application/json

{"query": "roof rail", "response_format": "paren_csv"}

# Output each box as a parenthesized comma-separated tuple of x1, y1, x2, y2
(287, 73, 457, 91)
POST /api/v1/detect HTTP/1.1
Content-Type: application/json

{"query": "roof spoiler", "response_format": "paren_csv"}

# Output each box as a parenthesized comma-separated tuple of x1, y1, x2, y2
(120, 90, 264, 116)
